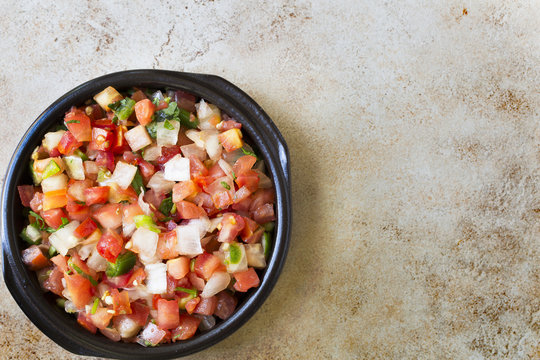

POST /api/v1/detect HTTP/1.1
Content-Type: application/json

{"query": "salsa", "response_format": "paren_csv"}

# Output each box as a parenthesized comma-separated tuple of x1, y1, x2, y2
(17, 86, 275, 345)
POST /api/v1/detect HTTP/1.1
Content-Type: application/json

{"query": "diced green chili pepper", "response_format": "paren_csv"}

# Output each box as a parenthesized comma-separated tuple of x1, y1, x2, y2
(42, 159, 61, 179)
(262, 232, 271, 258)
(175, 287, 198, 297)
(48, 245, 57, 258)
(241, 147, 258, 158)
(74, 149, 89, 161)
(163, 119, 174, 130)
(109, 97, 136, 121)
(178, 293, 196, 310)
(229, 244, 242, 264)
(190, 258, 195, 272)
(221, 181, 231, 190)
(106, 252, 136, 277)
(177, 108, 199, 129)
(97, 168, 112, 182)
(263, 222, 275, 232)
(68, 259, 99, 286)
(56, 298, 66, 308)
(133, 215, 161, 233)
(91, 298, 99, 314)
(146, 121, 158, 139)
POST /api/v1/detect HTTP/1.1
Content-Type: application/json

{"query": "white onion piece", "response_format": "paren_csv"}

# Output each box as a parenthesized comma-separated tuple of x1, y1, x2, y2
(196, 100, 220, 130)
(189, 216, 211, 238)
(123, 220, 136, 238)
(180, 143, 207, 161)
(64, 300, 78, 314)
(43, 130, 66, 151)
(77, 242, 95, 261)
(176, 223, 203, 257)
(185, 130, 205, 148)
(151, 90, 164, 103)
(131, 227, 158, 258)
(138, 191, 152, 216)
(126, 286, 153, 304)
(145, 263, 167, 294)
(220, 242, 248, 273)
(147, 171, 175, 195)
(41, 174, 68, 193)
(84, 161, 99, 176)
(245, 243, 267, 268)
(63, 156, 85, 180)
(204, 131, 222, 161)
(143, 144, 162, 162)
(157, 120, 180, 147)
(104, 161, 138, 189)
(201, 271, 230, 298)
(163, 154, 190, 181)
(218, 159, 233, 178)
(116, 316, 142, 339)
(125, 125, 152, 152)
(48, 221, 81, 256)
(87, 247, 108, 272)
(208, 216, 223, 233)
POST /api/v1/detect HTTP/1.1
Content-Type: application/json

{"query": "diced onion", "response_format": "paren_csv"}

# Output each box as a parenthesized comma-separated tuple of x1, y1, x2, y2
(208, 216, 223, 233)
(220, 242, 248, 273)
(163, 154, 190, 182)
(204, 131, 222, 161)
(104, 161, 138, 189)
(218, 159, 233, 178)
(77, 242, 96, 261)
(138, 190, 152, 216)
(86, 247, 108, 272)
(180, 144, 207, 161)
(201, 271, 230, 298)
(93, 86, 123, 111)
(125, 125, 152, 152)
(131, 227, 159, 258)
(116, 316, 142, 339)
(64, 156, 86, 180)
(194, 315, 216, 331)
(147, 171, 175, 195)
(41, 174, 68, 193)
(43, 130, 66, 152)
(143, 144, 162, 162)
(196, 100, 221, 130)
(245, 243, 267, 268)
(48, 221, 81, 256)
(185, 130, 205, 148)
(176, 223, 203, 257)
(145, 263, 167, 294)
(189, 216, 211, 238)
(157, 120, 180, 147)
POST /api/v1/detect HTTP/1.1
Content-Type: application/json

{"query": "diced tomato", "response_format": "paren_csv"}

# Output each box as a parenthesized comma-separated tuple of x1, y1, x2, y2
(122, 151, 141, 165)
(96, 229, 123, 262)
(249, 188, 275, 213)
(84, 186, 109, 205)
(57, 131, 82, 155)
(174, 90, 196, 112)
(41, 208, 67, 229)
(218, 129, 243, 152)
(156, 146, 181, 165)
(138, 160, 156, 182)
(188, 272, 206, 291)
(131, 90, 147, 102)
(74, 217, 98, 238)
(252, 203, 275, 224)
(29, 192, 43, 213)
(214, 291, 238, 320)
(65, 199, 91, 222)
(189, 155, 209, 179)
(233, 155, 257, 176)
(176, 201, 206, 219)
(194, 296, 217, 316)
(185, 297, 200, 314)
(89, 308, 114, 329)
(205, 177, 234, 210)
(21, 245, 49, 271)
(156, 100, 168, 110)
(92, 119, 116, 131)
(172, 180, 198, 203)
(236, 170, 260, 192)
(232, 195, 252, 212)
(143, 189, 166, 210)
(64, 272, 93, 309)
(218, 213, 245, 243)
(50, 255, 69, 272)
(49, 147, 61, 157)
(111, 288, 132, 315)
(42, 189, 68, 211)
(42, 266, 64, 296)
(65, 108, 92, 142)
(69, 253, 97, 278)
(140, 322, 167, 345)
(127, 267, 146, 287)
(167, 257, 190, 280)
(156, 230, 180, 260)
(240, 217, 258, 241)
(108, 183, 138, 204)
(103, 270, 133, 289)
(77, 312, 97, 334)
(233, 268, 260, 292)
(122, 202, 144, 225)
(244, 226, 264, 244)
(194, 252, 223, 280)
(93, 203, 122, 229)
(67, 179, 93, 202)
(112, 125, 130, 154)
(134, 99, 156, 126)
(96, 151, 115, 172)
(89, 127, 114, 152)
(85, 104, 103, 121)
(219, 120, 242, 131)
(130, 301, 150, 326)
(156, 299, 180, 329)
(171, 314, 200, 341)
(18, 185, 35, 207)
(207, 162, 226, 181)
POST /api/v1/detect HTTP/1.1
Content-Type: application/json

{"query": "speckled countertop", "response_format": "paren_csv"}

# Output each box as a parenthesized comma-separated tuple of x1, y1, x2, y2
(1, 1, 539, 359)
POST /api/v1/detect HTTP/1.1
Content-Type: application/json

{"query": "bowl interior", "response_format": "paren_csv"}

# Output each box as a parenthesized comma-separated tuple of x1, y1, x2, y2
(2, 70, 291, 359)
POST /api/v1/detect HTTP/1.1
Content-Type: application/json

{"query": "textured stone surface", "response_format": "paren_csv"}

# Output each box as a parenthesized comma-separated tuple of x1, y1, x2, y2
(1, 0, 539, 359)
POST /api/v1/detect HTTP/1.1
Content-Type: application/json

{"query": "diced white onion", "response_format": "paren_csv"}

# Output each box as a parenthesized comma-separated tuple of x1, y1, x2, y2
(64, 156, 86, 180)
(196, 100, 221, 130)
(163, 154, 190, 181)
(116, 316, 142, 339)
(204, 131, 222, 161)
(189, 216, 211, 238)
(42, 130, 66, 152)
(176, 223, 203, 257)
(104, 161, 138, 189)
(185, 130, 205, 148)
(131, 227, 159, 258)
(145, 263, 167, 294)
(245, 243, 267, 268)
(86, 247, 108, 272)
(157, 120, 180, 147)
(147, 171, 175, 195)
(125, 125, 152, 152)
(201, 271, 230, 298)
(180, 143, 207, 161)
(138, 191, 152, 216)
(143, 144, 162, 162)
(208, 216, 223, 233)
(218, 159, 233, 178)
(220, 242, 248, 273)
(48, 221, 81, 256)
(41, 174, 68, 193)
(93, 86, 122, 111)
(77, 242, 96, 261)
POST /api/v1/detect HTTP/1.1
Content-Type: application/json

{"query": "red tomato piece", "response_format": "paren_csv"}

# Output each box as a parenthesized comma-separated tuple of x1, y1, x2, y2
(89, 127, 114, 151)
(111, 288, 132, 315)
(67, 179, 93, 202)
(130, 301, 151, 326)
(172, 180, 198, 203)
(156, 230, 180, 260)
(207, 162, 226, 181)
(69, 253, 96, 278)
(240, 216, 259, 242)
(185, 297, 200, 314)
(156, 146, 181, 165)
(167, 257, 190, 280)
(156, 299, 180, 329)
(134, 99, 156, 126)
(85, 104, 103, 121)
(236, 170, 260, 193)
(127, 267, 146, 287)
(18, 185, 35, 207)
(103, 270, 133, 289)
(233, 268, 260, 292)
(194, 252, 223, 280)
(64, 273, 93, 309)
(89, 308, 114, 329)
(77, 312, 97, 334)
(92, 119, 116, 131)
(57, 131, 82, 155)
(74, 217, 98, 238)
(219, 120, 242, 131)
(50, 255, 69, 272)
(43, 266, 64, 296)
(95, 151, 115, 172)
(174, 90, 196, 112)
(188, 272, 206, 291)
(232, 155, 257, 176)
(84, 186, 110, 205)
(138, 160, 155, 181)
(214, 291, 238, 320)
(193, 296, 217, 316)
(176, 201, 206, 219)
(244, 227, 264, 244)
(252, 203, 275, 224)
(96, 229, 123, 262)
(21, 245, 49, 271)
(249, 189, 275, 213)
(42, 208, 68, 229)
(93, 203, 122, 229)
(189, 155, 209, 179)
(108, 183, 138, 204)
(112, 125, 130, 154)
(65, 199, 91, 222)
(42, 189, 68, 211)
(65, 108, 92, 142)
(218, 213, 245, 243)
(171, 314, 200, 341)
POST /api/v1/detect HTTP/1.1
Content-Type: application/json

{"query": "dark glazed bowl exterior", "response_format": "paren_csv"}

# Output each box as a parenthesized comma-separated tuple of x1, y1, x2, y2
(1, 70, 291, 359)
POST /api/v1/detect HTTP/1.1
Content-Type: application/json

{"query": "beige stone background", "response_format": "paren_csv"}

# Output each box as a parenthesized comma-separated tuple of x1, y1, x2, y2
(0, 0, 539, 359)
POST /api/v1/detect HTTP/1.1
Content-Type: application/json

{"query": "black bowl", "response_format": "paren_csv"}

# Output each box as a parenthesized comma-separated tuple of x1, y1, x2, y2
(1, 70, 291, 359)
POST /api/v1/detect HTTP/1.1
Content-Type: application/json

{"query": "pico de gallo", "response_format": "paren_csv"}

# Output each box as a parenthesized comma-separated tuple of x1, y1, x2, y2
(17, 86, 275, 345)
